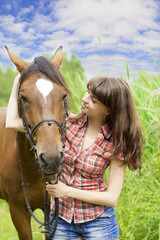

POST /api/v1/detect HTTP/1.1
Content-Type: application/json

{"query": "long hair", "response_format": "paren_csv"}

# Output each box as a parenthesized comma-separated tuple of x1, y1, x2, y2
(72, 77, 143, 171)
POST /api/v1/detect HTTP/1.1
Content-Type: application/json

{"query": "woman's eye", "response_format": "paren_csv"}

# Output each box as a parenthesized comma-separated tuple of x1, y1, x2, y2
(92, 98, 96, 103)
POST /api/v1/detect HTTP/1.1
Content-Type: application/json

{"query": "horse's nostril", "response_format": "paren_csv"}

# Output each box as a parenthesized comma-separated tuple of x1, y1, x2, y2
(55, 151, 64, 166)
(60, 151, 64, 159)
(59, 151, 64, 165)
(39, 153, 48, 167)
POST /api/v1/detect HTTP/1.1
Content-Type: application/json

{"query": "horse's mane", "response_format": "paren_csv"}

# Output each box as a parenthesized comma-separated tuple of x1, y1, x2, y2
(19, 56, 70, 93)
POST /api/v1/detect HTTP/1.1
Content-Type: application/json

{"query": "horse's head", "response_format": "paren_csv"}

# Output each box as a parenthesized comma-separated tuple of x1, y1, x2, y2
(6, 46, 70, 177)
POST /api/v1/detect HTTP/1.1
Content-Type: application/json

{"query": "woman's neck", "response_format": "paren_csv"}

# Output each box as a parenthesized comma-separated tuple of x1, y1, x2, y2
(87, 115, 106, 131)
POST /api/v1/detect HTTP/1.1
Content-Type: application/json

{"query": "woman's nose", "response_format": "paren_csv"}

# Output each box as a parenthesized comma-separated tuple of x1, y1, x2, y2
(82, 92, 89, 102)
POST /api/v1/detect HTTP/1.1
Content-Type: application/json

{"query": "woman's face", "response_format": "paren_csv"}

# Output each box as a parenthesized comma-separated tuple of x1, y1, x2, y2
(81, 90, 109, 119)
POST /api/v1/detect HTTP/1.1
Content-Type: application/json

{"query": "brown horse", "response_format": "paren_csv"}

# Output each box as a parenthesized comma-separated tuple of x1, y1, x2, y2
(0, 47, 70, 240)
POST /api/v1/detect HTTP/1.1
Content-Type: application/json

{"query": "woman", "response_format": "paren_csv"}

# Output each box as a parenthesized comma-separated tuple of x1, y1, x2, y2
(46, 77, 143, 240)
(6, 76, 143, 240)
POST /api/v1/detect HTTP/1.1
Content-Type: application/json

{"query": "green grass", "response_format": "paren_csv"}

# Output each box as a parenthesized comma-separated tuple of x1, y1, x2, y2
(115, 70, 160, 240)
(0, 69, 160, 239)
(0, 199, 45, 240)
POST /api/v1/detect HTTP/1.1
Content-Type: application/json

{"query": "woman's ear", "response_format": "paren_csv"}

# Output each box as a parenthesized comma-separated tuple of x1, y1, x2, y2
(105, 107, 110, 116)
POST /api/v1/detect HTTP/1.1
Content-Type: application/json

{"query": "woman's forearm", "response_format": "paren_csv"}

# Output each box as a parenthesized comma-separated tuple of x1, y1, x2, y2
(67, 186, 117, 207)
(47, 181, 118, 207)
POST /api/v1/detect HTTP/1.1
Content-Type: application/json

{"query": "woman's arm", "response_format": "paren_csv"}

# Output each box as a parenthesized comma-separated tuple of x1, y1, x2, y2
(5, 74, 24, 132)
(46, 157, 126, 207)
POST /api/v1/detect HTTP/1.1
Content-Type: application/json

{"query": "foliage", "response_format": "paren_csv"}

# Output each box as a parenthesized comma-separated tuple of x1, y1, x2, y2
(0, 53, 160, 239)
(0, 66, 18, 107)
(0, 200, 45, 240)
(115, 70, 160, 240)
(46, 52, 87, 113)
(60, 52, 87, 113)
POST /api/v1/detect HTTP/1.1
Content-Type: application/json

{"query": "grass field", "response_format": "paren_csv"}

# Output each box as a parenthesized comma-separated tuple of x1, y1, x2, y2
(0, 69, 160, 239)
(0, 199, 45, 240)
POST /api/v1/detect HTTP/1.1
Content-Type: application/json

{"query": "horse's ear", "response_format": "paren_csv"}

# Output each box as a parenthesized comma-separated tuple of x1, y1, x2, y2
(5, 46, 30, 73)
(51, 46, 64, 69)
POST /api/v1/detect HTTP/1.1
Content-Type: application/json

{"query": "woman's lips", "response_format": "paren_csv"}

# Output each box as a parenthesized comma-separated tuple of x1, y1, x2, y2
(81, 102, 87, 109)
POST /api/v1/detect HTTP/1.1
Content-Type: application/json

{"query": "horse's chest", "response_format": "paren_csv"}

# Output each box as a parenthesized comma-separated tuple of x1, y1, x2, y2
(7, 179, 45, 208)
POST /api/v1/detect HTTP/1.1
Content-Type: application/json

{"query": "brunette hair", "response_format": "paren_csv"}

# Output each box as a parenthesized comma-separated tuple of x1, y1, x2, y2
(72, 77, 143, 170)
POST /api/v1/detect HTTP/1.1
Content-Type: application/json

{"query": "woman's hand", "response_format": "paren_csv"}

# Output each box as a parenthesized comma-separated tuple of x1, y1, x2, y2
(46, 181, 70, 198)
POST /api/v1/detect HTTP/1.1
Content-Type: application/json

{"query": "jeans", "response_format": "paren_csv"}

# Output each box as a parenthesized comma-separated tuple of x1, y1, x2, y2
(49, 207, 119, 240)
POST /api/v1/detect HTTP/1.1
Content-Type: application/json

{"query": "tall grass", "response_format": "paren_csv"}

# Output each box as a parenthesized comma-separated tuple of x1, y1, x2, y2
(60, 53, 88, 113)
(0, 199, 45, 240)
(115, 70, 160, 239)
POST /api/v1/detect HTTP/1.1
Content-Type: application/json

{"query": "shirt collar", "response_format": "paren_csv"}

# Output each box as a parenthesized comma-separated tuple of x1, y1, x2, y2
(78, 114, 88, 128)
(78, 115, 112, 139)
(101, 124, 112, 139)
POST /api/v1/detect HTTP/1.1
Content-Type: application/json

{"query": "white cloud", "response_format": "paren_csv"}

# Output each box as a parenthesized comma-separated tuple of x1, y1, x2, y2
(5, 4, 12, 11)
(82, 53, 156, 81)
(53, 0, 159, 38)
(47, 0, 160, 67)
(17, 6, 34, 18)
(30, 13, 57, 33)
(0, 15, 26, 34)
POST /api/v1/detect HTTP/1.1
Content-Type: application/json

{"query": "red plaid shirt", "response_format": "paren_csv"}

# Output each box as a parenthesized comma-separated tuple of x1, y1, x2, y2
(51, 114, 123, 223)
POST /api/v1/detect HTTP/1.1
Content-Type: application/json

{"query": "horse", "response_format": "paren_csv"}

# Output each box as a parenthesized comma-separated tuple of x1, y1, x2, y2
(0, 46, 70, 240)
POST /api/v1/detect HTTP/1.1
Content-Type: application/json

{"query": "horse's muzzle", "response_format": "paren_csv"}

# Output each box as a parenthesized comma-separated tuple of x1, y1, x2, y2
(38, 151, 64, 174)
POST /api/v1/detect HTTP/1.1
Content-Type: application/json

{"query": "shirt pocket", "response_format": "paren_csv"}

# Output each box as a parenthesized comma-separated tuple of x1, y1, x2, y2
(76, 148, 110, 177)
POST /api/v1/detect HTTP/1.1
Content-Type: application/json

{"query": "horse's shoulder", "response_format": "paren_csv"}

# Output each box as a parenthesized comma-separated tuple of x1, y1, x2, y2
(0, 107, 7, 126)
(0, 107, 7, 114)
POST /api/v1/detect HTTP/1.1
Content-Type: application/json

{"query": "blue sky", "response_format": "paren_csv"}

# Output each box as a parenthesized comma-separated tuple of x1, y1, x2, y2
(0, 0, 160, 80)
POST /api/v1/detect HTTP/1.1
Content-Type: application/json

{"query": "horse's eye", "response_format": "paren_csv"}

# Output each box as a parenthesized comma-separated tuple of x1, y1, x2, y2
(20, 95, 28, 103)
(62, 94, 67, 100)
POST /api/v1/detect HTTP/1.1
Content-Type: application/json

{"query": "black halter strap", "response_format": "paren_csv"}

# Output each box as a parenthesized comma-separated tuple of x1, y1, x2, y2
(17, 94, 68, 238)
(31, 119, 62, 136)
(18, 95, 68, 156)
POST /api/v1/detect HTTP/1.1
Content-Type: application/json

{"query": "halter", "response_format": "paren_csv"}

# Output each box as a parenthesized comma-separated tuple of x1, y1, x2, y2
(17, 92, 68, 238)
(18, 94, 68, 157)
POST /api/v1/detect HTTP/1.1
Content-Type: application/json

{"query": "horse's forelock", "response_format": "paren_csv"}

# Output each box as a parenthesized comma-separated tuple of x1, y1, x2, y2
(19, 56, 70, 93)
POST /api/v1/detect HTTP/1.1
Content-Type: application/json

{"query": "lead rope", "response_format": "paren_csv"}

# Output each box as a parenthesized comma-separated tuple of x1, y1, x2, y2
(17, 132, 44, 225)
(17, 132, 60, 236)
(43, 175, 60, 237)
